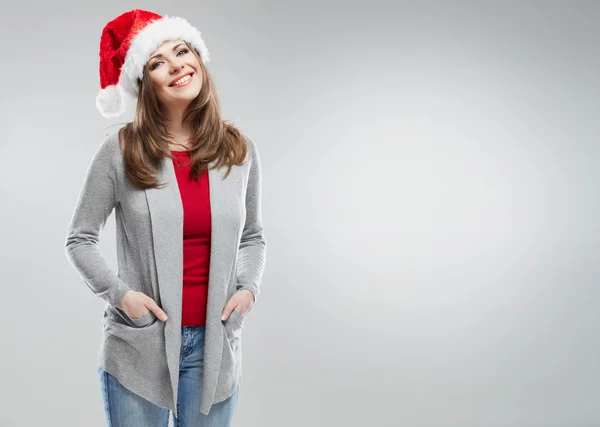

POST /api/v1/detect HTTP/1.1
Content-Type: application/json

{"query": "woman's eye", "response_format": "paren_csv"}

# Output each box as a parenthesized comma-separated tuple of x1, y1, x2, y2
(150, 49, 189, 70)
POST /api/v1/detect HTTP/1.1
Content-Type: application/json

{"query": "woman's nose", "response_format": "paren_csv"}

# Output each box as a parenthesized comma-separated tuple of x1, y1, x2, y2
(171, 63, 184, 72)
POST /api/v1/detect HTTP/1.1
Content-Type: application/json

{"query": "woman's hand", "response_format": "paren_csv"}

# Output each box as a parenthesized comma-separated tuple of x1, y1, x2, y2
(221, 289, 254, 320)
(120, 290, 169, 321)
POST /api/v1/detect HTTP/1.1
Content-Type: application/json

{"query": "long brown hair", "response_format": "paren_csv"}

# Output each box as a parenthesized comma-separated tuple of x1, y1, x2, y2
(112, 41, 248, 189)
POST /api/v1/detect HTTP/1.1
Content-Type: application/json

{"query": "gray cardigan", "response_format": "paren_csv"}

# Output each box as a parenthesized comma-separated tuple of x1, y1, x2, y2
(65, 130, 266, 417)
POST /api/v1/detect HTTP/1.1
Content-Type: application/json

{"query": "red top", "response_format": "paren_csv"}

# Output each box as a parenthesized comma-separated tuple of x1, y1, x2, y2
(171, 150, 211, 326)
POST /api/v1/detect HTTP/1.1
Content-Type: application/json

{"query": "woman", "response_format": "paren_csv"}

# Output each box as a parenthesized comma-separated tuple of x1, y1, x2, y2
(65, 9, 267, 427)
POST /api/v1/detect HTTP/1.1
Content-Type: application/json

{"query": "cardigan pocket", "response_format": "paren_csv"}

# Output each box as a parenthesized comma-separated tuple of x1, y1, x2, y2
(126, 311, 157, 328)
(104, 312, 164, 358)
(223, 310, 246, 355)
(113, 306, 158, 329)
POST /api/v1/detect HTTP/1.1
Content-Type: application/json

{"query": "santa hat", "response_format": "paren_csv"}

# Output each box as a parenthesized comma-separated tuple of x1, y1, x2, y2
(96, 9, 210, 118)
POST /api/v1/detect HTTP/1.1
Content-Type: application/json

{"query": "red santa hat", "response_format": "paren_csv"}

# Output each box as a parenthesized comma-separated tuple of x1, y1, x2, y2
(96, 9, 210, 118)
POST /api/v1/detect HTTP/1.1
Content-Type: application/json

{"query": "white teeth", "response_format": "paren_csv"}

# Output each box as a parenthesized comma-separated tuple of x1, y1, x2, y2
(172, 75, 191, 86)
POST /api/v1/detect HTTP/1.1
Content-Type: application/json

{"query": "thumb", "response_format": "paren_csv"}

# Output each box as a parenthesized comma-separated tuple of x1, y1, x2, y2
(146, 299, 169, 321)
(221, 302, 234, 321)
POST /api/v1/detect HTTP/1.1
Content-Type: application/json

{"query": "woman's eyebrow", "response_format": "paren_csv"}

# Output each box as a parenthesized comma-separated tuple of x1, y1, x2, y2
(149, 43, 186, 61)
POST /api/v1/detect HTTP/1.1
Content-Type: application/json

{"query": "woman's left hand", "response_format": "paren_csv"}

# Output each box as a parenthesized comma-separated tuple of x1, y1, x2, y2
(221, 289, 255, 320)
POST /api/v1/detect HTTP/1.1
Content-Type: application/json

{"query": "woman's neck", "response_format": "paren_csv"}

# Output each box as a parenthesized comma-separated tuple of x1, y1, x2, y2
(164, 119, 192, 151)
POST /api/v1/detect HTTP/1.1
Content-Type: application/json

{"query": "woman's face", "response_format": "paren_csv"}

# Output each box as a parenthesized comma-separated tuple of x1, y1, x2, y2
(146, 39, 202, 109)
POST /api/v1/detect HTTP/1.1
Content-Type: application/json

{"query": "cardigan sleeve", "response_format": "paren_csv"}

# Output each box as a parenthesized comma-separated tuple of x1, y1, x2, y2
(236, 136, 267, 303)
(64, 135, 132, 309)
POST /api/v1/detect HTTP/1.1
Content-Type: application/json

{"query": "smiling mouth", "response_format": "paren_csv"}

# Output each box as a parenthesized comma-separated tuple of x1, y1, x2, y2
(169, 73, 194, 87)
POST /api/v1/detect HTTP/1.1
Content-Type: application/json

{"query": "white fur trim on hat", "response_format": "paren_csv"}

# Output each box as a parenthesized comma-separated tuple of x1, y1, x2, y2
(120, 15, 210, 98)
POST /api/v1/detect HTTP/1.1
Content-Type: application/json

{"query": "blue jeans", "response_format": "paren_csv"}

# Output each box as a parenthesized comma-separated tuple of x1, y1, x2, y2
(98, 325, 239, 426)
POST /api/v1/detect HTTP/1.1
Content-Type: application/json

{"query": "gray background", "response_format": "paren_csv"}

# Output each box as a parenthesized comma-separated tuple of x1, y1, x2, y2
(0, 1, 599, 426)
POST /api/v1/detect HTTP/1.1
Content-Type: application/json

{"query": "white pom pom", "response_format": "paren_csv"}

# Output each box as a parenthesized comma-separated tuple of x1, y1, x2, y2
(95, 84, 126, 118)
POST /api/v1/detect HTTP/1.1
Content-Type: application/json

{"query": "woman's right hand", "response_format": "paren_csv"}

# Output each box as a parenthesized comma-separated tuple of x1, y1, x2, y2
(120, 290, 169, 321)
